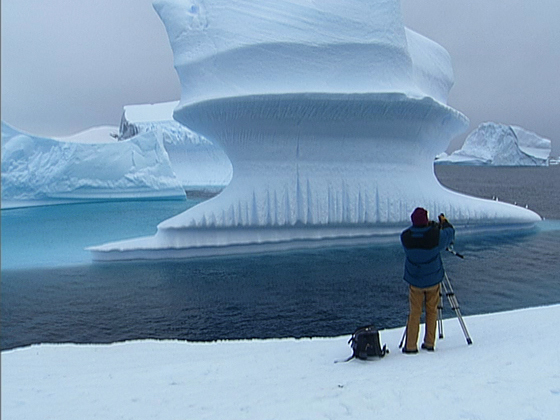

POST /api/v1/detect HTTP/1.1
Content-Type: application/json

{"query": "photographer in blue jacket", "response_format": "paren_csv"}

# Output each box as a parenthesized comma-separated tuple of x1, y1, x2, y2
(400, 207, 455, 353)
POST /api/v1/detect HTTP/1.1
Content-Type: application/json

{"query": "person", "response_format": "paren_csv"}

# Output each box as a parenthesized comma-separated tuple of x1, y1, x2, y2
(400, 207, 455, 354)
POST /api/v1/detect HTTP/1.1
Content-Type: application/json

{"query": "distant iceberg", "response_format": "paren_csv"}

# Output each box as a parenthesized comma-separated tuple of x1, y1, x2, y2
(89, 0, 540, 262)
(436, 123, 552, 166)
(119, 101, 232, 190)
(1, 121, 185, 209)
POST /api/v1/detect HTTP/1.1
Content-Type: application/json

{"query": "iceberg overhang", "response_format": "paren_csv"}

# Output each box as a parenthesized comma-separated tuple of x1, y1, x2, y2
(89, 93, 540, 261)
(89, 0, 541, 262)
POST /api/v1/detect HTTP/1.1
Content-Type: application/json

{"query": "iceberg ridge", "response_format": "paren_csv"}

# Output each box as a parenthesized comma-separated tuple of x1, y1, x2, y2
(1, 122, 185, 208)
(437, 122, 552, 166)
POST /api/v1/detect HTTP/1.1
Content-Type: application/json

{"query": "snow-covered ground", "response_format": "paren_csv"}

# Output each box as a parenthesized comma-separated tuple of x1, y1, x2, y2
(3, 304, 559, 419)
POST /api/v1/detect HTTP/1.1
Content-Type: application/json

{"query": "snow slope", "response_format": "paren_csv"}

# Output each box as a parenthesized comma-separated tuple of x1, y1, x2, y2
(2, 304, 559, 420)
(437, 122, 552, 166)
(1, 122, 185, 208)
(119, 101, 232, 188)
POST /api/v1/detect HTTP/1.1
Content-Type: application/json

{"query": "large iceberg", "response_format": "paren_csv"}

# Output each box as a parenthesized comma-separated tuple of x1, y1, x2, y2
(1, 122, 185, 208)
(119, 101, 232, 190)
(436, 123, 552, 166)
(90, 0, 540, 261)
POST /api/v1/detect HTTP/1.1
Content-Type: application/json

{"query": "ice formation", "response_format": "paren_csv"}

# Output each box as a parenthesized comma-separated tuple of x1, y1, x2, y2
(437, 123, 552, 166)
(1, 122, 185, 208)
(90, 0, 540, 261)
(119, 101, 232, 189)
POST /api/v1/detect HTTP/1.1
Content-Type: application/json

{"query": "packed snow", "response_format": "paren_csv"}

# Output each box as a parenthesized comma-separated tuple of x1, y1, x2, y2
(2, 304, 559, 420)
(437, 122, 552, 166)
(1, 121, 185, 208)
(90, 0, 541, 261)
(119, 101, 232, 189)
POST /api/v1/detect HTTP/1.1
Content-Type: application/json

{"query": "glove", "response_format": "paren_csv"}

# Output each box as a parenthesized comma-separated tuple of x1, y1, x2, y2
(438, 213, 448, 225)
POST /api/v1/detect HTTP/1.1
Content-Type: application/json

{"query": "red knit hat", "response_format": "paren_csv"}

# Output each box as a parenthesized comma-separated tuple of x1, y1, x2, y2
(411, 207, 429, 226)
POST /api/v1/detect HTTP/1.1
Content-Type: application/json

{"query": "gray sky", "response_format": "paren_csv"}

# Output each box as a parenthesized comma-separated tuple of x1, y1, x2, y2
(2, 0, 559, 154)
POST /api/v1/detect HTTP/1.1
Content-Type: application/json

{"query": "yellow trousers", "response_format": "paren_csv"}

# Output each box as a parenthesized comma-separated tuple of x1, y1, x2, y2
(405, 283, 441, 351)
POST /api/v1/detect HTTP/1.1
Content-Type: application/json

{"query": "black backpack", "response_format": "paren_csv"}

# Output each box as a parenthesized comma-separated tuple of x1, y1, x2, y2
(346, 325, 388, 361)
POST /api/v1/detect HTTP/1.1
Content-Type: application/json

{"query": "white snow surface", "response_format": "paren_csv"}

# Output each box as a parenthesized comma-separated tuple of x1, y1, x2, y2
(1, 122, 185, 208)
(437, 122, 552, 166)
(2, 304, 559, 420)
(119, 101, 232, 188)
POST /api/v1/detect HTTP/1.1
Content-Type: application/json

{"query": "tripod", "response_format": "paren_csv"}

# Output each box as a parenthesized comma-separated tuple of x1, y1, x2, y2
(399, 248, 473, 349)
(438, 268, 473, 345)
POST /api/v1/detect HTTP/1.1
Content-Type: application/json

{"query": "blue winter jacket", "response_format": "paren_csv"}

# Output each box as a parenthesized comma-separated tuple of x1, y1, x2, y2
(400, 221, 455, 288)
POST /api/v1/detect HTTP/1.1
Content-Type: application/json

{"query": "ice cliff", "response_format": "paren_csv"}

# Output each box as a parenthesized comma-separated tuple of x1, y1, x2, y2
(1, 122, 185, 208)
(90, 0, 541, 261)
(436, 123, 552, 166)
(119, 101, 232, 189)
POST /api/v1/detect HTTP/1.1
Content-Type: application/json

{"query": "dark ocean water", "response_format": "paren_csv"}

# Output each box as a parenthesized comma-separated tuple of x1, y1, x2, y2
(1, 165, 559, 350)
(435, 165, 560, 220)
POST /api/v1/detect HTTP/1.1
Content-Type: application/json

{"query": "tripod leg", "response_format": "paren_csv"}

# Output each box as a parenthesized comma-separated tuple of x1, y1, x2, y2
(437, 284, 444, 339)
(442, 272, 473, 345)
(437, 289, 444, 339)
(454, 307, 473, 345)
(399, 324, 407, 349)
